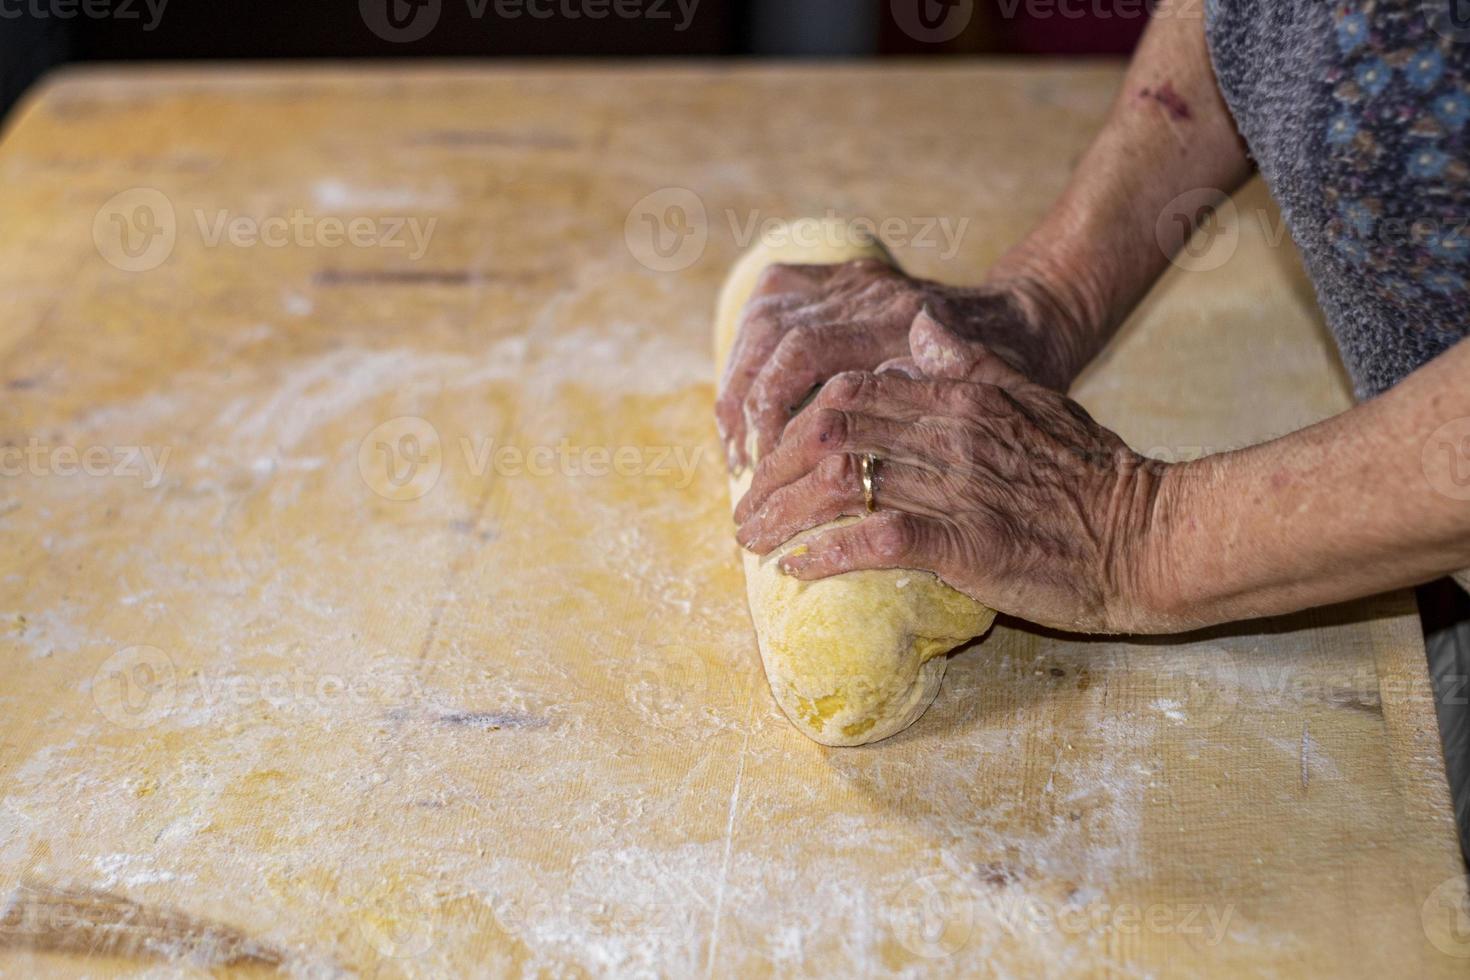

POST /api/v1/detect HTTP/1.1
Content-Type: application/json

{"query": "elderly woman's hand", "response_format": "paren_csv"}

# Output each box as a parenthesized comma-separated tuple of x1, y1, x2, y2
(714, 258, 1086, 473)
(732, 320, 1172, 633)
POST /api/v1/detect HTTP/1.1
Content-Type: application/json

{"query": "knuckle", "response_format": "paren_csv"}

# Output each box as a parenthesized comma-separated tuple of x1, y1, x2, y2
(808, 408, 850, 450)
(853, 277, 896, 303)
(832, 259, 888, 294)
(816, 452, 858, 495)
(753, 264, 797, 295)
(820, 370, 872, 407)
(756, 263, 836, 302)
(769, 327, 816, 369)
(870, 515, 918, 563)
(737, 297, 787, 335)
(847, 257, 891, 278)
(715, 388, 742, 418)
(955, 382, 1008, 414)
(743, 367, 773, 405)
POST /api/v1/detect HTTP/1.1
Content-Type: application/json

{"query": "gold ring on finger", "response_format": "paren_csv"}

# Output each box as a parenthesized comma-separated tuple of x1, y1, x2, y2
(859, 452, 878, 513)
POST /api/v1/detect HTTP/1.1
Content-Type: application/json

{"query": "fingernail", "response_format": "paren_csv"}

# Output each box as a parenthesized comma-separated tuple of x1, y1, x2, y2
(779, 545, 809, 575)
(779, 559, 807, 577)
(739, 521, 768, 554)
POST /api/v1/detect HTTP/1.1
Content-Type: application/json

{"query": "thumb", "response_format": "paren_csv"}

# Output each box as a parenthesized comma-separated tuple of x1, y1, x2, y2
(909, 307, 1028, 388)
(874, 355, 924, 379)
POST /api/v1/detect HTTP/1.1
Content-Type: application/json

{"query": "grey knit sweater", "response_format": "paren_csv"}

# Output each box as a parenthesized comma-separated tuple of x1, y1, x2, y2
(1205, 0, 1470, 399)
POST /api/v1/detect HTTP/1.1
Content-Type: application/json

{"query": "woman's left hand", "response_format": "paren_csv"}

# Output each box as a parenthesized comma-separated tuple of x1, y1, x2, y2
(732, 324, 1173, 633)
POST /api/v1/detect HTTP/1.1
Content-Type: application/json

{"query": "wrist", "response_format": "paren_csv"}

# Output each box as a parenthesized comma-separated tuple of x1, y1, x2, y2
(1103, 454, 1204, 634)
(986, 241, 1112, 390)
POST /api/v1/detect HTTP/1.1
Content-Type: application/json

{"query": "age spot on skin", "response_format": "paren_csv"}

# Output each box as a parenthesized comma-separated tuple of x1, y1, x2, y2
(1138, 81, 1192, 121)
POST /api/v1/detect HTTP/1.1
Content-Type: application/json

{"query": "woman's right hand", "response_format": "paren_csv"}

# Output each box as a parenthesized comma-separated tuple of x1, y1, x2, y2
(714, 258, 1088, 473)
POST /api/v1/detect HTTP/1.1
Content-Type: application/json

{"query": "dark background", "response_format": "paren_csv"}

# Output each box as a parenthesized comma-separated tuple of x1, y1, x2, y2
(1, 1, 1149, 122)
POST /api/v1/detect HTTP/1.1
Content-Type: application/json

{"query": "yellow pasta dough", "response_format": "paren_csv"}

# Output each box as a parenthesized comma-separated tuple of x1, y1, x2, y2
(715, 219, 997, 745)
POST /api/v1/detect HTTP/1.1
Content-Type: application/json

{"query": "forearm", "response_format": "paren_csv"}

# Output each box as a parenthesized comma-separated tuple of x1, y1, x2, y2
(1136, 337, 1470, 631)
(989, 1, 1252, 385)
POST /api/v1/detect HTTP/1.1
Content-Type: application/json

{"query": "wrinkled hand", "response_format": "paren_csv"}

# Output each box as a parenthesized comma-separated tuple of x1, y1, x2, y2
(733, 319, 1170, 633)
(715, 258, 1082, 473)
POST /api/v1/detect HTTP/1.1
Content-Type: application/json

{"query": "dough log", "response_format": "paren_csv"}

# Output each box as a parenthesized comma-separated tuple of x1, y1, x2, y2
(715, 219, 997, 746)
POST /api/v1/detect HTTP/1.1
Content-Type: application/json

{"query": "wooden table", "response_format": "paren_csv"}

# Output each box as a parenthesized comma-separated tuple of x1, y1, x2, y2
(0, 63, 1465, 978)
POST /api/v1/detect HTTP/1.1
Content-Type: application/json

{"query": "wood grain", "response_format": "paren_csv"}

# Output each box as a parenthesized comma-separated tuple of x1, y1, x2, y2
(0, 62, 1464, 977)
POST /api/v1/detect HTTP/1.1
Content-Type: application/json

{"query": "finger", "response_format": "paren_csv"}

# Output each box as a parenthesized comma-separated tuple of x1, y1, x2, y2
(744, 322, 908, 462)
(734, 408, 934, 524)
(779, 510, 957, 581)
(718, 260, 895, 472)
(716, 293, 811, 471)
(737, 455, 955, 554)
(809, 369, 949, 420)
(806, 373, 1020, 478)
(909, 307, 1029, 388)
(801, 370, 1019, 469)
